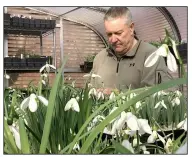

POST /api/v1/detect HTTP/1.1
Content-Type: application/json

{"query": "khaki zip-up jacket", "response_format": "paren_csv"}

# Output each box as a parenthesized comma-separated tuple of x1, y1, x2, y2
(91, 40, 173, 90)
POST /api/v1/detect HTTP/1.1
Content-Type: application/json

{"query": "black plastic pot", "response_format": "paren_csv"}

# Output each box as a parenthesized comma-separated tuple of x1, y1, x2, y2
(29, 19, 35, 28)
(12, 57, 21, 68)
(19, 17, 24, 28)
(4, 13, 11, 27)
(4, 57, 12, 68)
(84, 61, 93, 72)
(40, 20, 46, 29)
(11, 16, 19, 27)
(35, 19, 41, 29)
(23, 18, 30, 29)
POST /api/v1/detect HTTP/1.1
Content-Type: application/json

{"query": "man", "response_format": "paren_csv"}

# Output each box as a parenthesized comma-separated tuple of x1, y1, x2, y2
(91, 7, 172, 92)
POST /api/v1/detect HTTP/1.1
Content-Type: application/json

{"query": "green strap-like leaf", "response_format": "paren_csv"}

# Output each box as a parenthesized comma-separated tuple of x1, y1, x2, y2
(19, 117, 30, 153)
(39, 57, 68, 153)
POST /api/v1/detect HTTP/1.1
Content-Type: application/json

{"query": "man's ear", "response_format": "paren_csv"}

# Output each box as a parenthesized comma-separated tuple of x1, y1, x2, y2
(129, 22, 135, 36)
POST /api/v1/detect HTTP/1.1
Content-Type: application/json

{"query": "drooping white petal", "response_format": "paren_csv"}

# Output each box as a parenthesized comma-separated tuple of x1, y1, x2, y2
(64, 98, 80, 112)
(147, 134, 156, 143)
(144, 51, 160, 67)
(154, 101, 161, 109)
(138, 119, 152, 135)
(83, 74, 91, 78)
(147, 131, 158, 143)
(28, 95, 38, 112)
(49, 64, 56, 70)
(144, 150, 150, 154)
(91, 74, 101, 78)
(161, 100, 167, 109)
(20, 97, 30, 110)
(40, 65, 46, 73)
(122, 140, 134, 153)
(9, 126, 21, 150)
(109, 92, 116, 100)
(167, 52, 178, 72)
(42, 80, 46, 85)
(157, 133, 165, 145)
(115, 111, 127, 130)
(37, 96, 48, 106)
(126, 112, 139, 131)
(177, 118, 187, 131)
(156, 44, 169, 57)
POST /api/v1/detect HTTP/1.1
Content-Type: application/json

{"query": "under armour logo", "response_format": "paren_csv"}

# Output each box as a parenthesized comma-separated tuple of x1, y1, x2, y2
(129, 63, 135, 67)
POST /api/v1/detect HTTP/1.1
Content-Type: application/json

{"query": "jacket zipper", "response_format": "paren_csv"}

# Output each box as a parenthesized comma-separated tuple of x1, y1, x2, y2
(116, 58, 121, 73)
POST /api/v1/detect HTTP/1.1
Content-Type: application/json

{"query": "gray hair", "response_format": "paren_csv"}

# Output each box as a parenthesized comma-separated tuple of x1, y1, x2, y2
(104, 7, 132, 25)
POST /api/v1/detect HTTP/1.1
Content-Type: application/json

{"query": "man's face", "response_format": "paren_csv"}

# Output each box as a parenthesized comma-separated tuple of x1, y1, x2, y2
(104, 18, 134, 54)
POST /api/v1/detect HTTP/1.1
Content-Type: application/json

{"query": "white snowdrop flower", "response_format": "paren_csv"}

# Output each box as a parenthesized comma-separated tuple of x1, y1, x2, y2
(145, 44, 177, 72)
(164, 138, 173, 154)
(171, 97, 180, 106)
(40, 63, 56, 73)
(4, 73, 10, 79)
(177, 118, 187, 131)
(109, 92, 116, 100)
(175, 90, 182, 97)
(73, 143, 80, 151)
(20, 93, 48, 112)
(88, 88, 97, 98)
(64, 98, 80, 112)
(135, 101, 142, 108)
(154, 100, 167, 109)
(130, 93, 136, 99)
(97, 91, 104, 100)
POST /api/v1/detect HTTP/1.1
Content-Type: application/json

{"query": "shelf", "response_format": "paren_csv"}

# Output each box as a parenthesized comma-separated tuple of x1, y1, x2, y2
(4, 27, 54, 37)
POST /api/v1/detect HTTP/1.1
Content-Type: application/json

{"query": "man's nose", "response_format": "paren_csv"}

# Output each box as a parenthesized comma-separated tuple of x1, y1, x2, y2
(110, 34, 118, 43)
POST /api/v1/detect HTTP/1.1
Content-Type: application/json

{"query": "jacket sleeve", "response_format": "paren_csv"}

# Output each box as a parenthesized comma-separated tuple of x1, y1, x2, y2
(140, 55, 174, 87)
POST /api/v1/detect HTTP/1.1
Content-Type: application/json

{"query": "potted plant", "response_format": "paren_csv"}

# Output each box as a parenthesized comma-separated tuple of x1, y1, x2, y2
(82, 54, 96, 72)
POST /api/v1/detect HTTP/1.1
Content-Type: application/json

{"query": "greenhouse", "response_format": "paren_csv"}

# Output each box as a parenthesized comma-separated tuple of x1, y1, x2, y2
(3, 7, 187, 154)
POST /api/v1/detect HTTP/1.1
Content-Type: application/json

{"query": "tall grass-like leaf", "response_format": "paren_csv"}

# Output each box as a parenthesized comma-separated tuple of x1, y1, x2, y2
(39, 57, 68, 153)
(79, 78, 186, 153)
(19, 117, 30, 153)
(4, 118, 19, 154)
